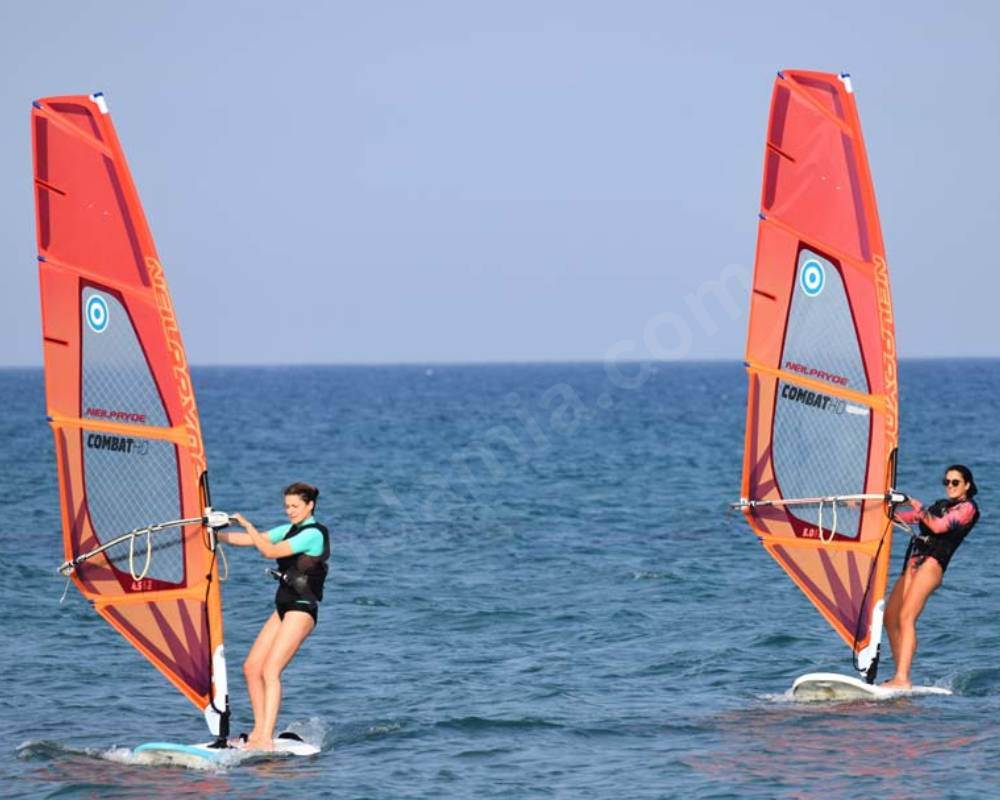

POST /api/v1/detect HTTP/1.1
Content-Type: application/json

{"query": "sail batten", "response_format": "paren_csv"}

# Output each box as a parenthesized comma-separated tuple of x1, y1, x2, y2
(744, 361, 887, 409)
(34, 104, 114, 154)
(738, 71, 899, 677)
(759, 214, 876, 271)
(48, 413, 191, 443)
(32, 94, 228, 733)
(39, 251, 157, 296)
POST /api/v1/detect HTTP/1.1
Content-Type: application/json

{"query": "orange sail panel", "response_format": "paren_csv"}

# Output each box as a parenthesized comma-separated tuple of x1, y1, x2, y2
(739, 72, 899, 676)
(32, 94, 228, 734)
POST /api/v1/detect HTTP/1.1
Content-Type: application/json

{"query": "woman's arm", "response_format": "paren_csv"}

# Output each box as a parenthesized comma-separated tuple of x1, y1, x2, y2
(231, 513, 295, 559)
(921, 502, 977, 535)
(217, 531, 255, 546)
(893, 497, 924, 525)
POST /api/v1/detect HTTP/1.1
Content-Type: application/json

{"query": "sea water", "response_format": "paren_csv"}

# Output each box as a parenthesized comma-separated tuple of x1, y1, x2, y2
(2, 361, 997, 799)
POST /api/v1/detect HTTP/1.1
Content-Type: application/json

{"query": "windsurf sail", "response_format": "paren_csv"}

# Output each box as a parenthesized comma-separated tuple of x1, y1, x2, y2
(32, 93, 230, 736)
(736, 71, 899, 681)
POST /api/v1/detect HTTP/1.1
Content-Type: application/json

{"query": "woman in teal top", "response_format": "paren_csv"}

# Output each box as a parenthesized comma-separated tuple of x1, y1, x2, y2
(218, 482, 329, 751)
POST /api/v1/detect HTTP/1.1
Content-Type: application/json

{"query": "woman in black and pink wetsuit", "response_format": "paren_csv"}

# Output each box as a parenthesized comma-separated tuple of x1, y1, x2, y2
(882, 465, 980, 689)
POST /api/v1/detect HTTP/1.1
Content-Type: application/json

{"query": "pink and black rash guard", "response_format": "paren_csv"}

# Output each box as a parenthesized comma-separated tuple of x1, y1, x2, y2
(893, 498, 980, 572)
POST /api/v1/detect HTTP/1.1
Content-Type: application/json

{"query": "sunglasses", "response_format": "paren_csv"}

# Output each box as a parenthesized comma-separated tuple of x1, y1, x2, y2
(942, 478, 964, 488)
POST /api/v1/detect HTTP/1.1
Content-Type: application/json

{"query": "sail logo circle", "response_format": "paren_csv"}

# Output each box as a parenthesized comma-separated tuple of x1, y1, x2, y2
(85, 295, 110, 333)
(800, 260, 825, 297)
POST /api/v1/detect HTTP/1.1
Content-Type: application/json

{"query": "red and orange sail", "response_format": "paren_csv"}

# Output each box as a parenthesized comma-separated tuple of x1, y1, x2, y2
(32, 94, 229, 733)
(739, 72, 899, 677)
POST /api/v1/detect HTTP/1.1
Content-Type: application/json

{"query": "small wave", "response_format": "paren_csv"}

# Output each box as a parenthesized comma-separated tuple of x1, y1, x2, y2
(757, 690, 796, 704)
(451, 609, 533, 631)
(455, 746, 516, 758)
(16, 739, 82, 761)
(352, 595, 388, 606)
(951, 667, 1000, 697)
(609, 606, 652, 622)
(329, 720, 405, 747)
(282, 716, 330, 748)
(750, 632, 801, 649)
(631, 659, 687, 677)
(631, 570, 671, 580)
(360, 722, 403, 739)
(435, 716, 562, 733)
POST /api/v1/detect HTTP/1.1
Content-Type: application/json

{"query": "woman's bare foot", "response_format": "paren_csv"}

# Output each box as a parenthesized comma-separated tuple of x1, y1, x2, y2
(881, 677, 912, 690)
(244, 734, 274, 752)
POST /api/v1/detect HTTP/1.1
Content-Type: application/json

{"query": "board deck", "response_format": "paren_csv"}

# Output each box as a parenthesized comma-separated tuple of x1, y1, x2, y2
(791, 672, 952, 702)
(133, 735, 320, 767)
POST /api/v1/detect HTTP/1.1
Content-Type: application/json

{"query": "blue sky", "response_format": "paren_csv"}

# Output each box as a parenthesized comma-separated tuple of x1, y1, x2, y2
(2, 1, 997, 365)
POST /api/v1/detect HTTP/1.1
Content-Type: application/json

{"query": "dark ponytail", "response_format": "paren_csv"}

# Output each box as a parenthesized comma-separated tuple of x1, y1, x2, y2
(946, 464, 978, 499)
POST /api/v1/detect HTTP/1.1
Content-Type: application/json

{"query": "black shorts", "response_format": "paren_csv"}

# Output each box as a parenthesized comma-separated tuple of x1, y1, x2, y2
(275, 586, 318, 624)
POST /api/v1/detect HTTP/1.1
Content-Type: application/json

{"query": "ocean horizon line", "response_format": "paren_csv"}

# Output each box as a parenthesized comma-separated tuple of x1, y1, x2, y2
(2, 355, 1000, 371)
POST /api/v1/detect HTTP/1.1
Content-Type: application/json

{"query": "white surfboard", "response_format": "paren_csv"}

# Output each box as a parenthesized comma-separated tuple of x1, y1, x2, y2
(791, 672, 952, 702)
(133, 734, 320, 767)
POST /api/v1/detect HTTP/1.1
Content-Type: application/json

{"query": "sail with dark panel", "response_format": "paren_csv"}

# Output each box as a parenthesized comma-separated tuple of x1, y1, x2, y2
(32, 94, 229, 734)
(738, 71, 900, 679)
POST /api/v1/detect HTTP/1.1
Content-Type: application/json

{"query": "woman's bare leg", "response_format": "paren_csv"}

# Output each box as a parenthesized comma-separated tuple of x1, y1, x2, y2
(241, 612, 283, 742)
(883, 563, 912, 669)
(247, 611, 315, 750)
(883, 559, 943, 689)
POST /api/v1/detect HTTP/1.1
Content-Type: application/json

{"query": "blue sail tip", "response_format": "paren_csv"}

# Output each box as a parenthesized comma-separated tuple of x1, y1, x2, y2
(776, 71, 785, 79)
(32, 100, 43, 109)
(37, 255, 46, 262)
